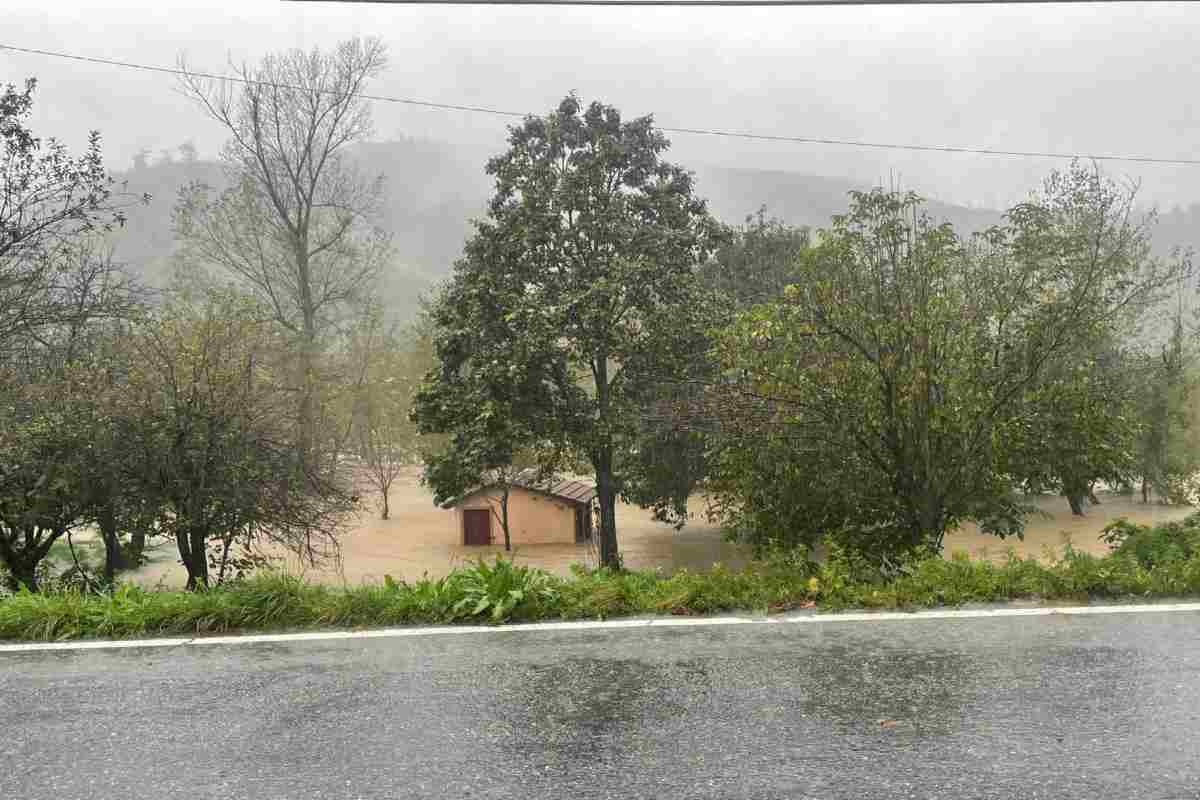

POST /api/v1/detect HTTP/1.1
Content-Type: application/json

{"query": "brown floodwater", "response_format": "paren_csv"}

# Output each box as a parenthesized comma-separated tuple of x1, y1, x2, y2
(130, 473, 1196, 588)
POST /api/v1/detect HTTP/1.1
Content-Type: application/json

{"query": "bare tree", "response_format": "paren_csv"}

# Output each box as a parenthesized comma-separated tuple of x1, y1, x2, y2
(344, 301, 431, 519)
(176, 38, 392, 461)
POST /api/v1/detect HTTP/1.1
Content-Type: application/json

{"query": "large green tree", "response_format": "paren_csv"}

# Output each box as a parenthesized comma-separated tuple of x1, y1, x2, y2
(1134, 303, 1200, 503)
(709, 164, 1176, 559)
(700, 209, 810, 308)
(415, 95, 719, 568)
(1004, 346, 1141, 515)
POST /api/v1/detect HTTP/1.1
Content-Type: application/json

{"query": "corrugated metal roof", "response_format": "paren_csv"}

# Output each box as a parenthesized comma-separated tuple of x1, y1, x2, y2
(444, 468, 598, 508)
(511, 468, 598, 505)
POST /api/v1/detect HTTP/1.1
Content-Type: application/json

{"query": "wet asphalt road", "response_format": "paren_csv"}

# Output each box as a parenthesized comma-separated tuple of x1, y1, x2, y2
(3, 610, 1200, 800)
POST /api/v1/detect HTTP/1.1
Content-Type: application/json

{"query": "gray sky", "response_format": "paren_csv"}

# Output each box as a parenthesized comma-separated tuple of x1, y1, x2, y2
(6, 0, 1200, 210)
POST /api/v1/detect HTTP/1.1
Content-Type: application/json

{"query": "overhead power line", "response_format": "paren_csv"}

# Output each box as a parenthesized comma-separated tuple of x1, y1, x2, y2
(3, 42, 1200, 166)
(283, 0, 1200, 5)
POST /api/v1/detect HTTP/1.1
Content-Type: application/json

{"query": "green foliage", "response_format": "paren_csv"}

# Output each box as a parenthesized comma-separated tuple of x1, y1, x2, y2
(1132, 307, 1200, 503)
(700, 209, 811, 307)
(2, 77, 144, 275)
(415, 94, 721, 568)
(1100, 514, 1200, 569)
(709, 164, 1179, 559)
(9, 517, 1200, 641)
(0, 80, 148, 590)
(1004, 349, 1142, 510)
(119, 286, 356, 589)
(448, 558, 560, 622)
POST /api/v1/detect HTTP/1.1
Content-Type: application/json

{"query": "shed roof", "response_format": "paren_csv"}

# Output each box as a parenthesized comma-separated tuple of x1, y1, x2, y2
(514, 469, 598, 505)
(446, 468, 597, 508)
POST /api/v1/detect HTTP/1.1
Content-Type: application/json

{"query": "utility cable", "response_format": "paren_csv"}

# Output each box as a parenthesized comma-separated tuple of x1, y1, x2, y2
(3, 42, 1200, 166)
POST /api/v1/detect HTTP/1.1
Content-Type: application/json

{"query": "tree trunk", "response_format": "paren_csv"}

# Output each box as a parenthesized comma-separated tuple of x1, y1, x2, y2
(101, 531, 124, 585)
(98, 500, 126, 584)
(179, 524, 210, 590)
(216, 532, 235, 586)
(501, 487, 511, 552)
(1066, 492, 1086, 516)
(125, 528, 146, 566)
(1142, 477, 1151, 504)
(595, 465, 619, 570)
(917, 499, 945, 554)
(5, 559, 38, 592)
(593, 353, 620, 571)
(0, 530, 59, 592)
(380, 489, 390, 520)
(296, 236, 318, 467)
(1087, 481, 1101, 506)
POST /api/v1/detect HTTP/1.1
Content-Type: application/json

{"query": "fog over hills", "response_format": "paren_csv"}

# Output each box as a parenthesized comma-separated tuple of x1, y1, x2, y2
(105, 137, 1200, 326)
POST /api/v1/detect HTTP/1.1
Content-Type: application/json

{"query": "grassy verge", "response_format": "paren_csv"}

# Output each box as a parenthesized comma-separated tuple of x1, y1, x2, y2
(3, 514, 1200, 642)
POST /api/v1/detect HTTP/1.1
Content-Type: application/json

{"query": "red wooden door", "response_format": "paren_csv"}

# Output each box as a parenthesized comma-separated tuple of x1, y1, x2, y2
(463, 509, 492, 546)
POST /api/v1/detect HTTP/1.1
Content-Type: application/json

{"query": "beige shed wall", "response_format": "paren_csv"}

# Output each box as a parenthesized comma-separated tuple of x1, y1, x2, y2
(450, 486, 580, 546)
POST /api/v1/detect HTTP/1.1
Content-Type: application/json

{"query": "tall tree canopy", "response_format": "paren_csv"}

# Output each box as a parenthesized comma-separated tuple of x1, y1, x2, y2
(707, 164, 1179, 559)
(700, 209, 810, 308)
(176, 38, 392, 461)
(414, 95, 720, 568)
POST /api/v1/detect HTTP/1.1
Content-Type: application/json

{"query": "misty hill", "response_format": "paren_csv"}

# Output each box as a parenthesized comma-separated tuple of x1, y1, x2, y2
(105, 138, 1197, 323)
(694, 165, 1004, 234)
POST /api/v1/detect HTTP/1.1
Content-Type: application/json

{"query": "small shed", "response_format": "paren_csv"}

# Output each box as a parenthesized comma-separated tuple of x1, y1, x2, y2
(444, 470, 596, 546)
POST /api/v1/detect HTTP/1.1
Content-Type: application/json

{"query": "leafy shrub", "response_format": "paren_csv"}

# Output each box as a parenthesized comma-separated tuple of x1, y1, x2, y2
(1158, 472, 1200, 506)
(1100, 514, 1200, 569)
(448, 558, 561, 622)
(559, 566, 654, 619)
(14, 540, 1200, 642)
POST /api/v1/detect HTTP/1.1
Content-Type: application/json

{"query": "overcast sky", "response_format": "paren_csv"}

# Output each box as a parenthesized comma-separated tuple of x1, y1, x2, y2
(5, 0, 1200, 211)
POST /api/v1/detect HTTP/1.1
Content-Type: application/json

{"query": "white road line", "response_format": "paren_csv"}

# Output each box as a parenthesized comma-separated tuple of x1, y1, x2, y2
(3, 601, 1200, 654)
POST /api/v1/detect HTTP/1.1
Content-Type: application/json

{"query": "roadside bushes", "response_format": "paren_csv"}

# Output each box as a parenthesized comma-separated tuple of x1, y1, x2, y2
(450, 558, 560, 622)
(7, 518, 1200, 641)
(1100, 513, 1200, 568)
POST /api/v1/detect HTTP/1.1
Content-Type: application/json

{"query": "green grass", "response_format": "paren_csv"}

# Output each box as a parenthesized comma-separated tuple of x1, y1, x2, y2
(5, 514, 1200, 642)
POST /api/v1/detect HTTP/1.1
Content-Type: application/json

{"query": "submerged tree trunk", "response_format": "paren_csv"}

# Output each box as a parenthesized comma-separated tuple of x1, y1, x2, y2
(0, 528, 61, 592)
(101, 530, 125, 585)
(177, 523, 210, 590)
(380, 488, 390, 520)
(98, 500, 126, 584)
(216, 532, 235, 586)
(125, 528, 146, 566)
(595, 465, 619, 570)
(1062, 474, 1089, 516)
(501, 487, 511, 552)
(5, 559, 39, 592)
(1142, 477, 1151, 504)
(593, 352, 620, 571)
(296, 237, 319, 468)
